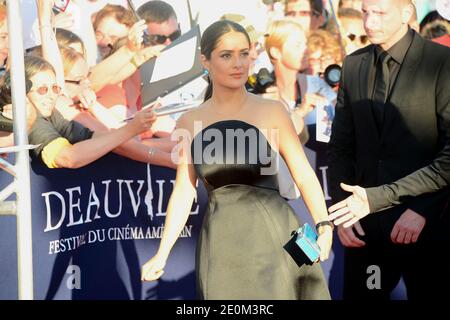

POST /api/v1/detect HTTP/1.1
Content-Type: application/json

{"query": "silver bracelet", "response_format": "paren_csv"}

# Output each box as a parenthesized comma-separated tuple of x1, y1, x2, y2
(316, 221, 334, 232)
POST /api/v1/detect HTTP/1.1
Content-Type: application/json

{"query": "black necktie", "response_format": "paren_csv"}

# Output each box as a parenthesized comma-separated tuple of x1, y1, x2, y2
(372, 51, 391, 127)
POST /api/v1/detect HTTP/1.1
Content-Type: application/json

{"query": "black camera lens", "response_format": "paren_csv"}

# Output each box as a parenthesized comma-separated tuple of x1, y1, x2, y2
(257, 68, 275, 89)
(323, 64, 342, 88)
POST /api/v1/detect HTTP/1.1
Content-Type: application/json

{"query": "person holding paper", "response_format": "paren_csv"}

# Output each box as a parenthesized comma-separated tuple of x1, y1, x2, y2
(136, 0, 208, 119)
(141, 19, 332, 300)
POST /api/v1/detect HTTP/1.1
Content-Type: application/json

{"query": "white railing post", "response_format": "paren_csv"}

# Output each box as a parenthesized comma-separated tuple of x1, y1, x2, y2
(6, 0, 34, 300)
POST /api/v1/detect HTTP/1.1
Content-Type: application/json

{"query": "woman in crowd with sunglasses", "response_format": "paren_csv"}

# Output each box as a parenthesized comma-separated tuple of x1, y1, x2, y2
(13, 55, 155, 169)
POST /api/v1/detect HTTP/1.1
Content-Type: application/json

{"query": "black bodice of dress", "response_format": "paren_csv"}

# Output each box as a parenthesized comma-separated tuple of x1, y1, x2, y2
(191, 120, 279, 192)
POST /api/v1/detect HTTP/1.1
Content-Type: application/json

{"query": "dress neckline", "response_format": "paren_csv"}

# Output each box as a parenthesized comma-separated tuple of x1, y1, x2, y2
(190, 119, 278, 155)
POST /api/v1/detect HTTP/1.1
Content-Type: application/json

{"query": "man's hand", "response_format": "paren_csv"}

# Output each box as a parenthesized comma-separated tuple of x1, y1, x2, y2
(328, 183, 370, 227)
(126, 20, 148, 52)
(337, 221, 366, 248)
(134, 45, 165, 66)
(391, 209, 426, 245)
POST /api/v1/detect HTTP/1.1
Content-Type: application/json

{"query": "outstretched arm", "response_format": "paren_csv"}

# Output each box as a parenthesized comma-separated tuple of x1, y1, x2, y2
(44, 107, 156, 168)
(141, 114, 198, 281)
(329, 55, 450, 226)
(88, 20, 150, 92)
(36, 0, 65, 88)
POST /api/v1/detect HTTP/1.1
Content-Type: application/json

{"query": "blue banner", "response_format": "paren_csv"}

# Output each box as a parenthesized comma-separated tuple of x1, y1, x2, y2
(1, 153, 207, 300)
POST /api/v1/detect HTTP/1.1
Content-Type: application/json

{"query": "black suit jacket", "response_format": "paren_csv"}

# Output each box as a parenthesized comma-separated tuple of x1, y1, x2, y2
(328, 31, 450, 221)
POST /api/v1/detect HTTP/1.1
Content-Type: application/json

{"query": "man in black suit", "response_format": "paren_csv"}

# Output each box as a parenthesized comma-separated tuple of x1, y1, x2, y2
(327, 0, 450, 300)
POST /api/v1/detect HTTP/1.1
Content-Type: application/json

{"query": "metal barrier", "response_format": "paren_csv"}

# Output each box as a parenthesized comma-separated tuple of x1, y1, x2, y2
(0, 0, 34, 300)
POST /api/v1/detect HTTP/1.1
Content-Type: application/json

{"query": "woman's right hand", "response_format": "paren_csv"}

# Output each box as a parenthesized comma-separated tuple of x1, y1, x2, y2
(141, 253, 167, 281)
(128, 102, 160, 134)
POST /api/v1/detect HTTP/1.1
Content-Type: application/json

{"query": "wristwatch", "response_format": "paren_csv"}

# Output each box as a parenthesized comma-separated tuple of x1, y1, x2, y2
(315, 221, 334, 232)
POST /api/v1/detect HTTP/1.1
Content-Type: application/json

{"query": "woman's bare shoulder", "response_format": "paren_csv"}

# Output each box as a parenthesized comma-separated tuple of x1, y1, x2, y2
(247, 94, 290, 125)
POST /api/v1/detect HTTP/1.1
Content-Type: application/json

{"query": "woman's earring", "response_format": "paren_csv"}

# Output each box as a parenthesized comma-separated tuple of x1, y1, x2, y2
(204, 69, 210, 82)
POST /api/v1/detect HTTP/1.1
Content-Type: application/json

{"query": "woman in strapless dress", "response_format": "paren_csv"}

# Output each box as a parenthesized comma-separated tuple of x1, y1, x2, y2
(141, 20, 333, 300)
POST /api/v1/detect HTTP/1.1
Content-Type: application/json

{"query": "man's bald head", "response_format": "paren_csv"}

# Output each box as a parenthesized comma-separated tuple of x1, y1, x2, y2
(362, 0, 414, 49)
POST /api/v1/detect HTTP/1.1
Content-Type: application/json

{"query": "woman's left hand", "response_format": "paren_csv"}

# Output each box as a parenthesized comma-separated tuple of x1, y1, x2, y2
(316, 227, 333, 262)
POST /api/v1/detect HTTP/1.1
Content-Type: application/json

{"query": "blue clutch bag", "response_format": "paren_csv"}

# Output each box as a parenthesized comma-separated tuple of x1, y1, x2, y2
(283, 223, 320, 267)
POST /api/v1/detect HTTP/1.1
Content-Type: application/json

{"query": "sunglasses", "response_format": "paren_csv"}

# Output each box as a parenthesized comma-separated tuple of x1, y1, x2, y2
(148, 29, 181, 45)
(65, 79, 84, 86)
(286, 10, 321, 17)
(31, 84, 62, 96)
(65, 73, 91, 86)
(347, 34, 369, 45)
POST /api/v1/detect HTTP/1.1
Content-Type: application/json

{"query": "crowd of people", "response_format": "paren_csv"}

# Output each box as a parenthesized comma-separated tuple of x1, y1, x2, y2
(1, 0, 449, 300)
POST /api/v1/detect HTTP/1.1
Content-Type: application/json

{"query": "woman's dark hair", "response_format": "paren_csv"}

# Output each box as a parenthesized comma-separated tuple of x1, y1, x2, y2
(200, 20, 251, 102)
(23, 55, 56, 85)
